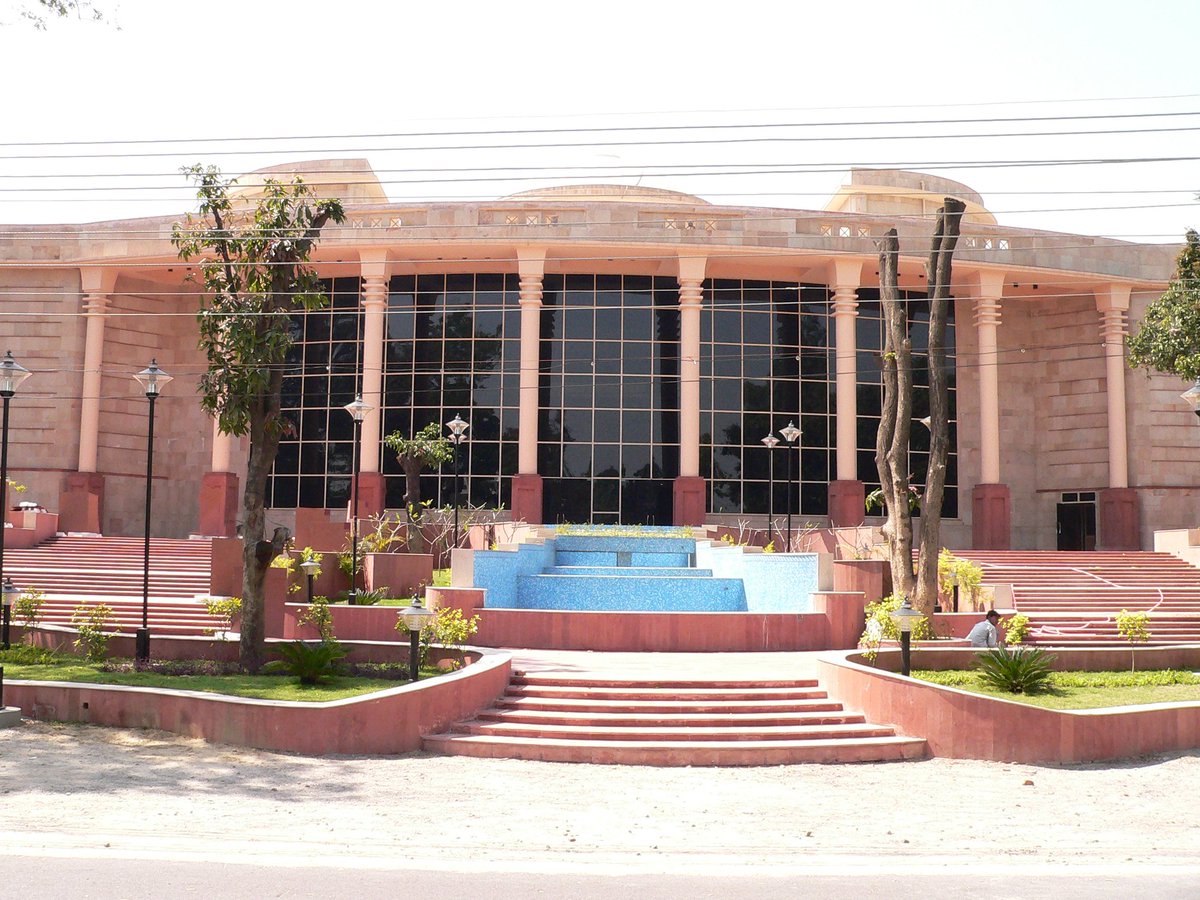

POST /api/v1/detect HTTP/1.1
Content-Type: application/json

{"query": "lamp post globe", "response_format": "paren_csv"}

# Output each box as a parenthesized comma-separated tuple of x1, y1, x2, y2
(343, 395, 373, 605)
(132, 360, 170, 665)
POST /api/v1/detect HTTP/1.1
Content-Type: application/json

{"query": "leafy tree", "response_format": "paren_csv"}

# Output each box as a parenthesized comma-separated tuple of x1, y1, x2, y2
(1128, 229, 1200, 380)
(17, 1, 107, 28)
(172, 165, 344, 672)
(874, 200, 965, 615)
(383, 422, 454, 552)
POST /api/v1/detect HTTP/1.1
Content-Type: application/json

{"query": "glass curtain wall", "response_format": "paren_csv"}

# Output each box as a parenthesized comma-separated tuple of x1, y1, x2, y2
(268, 277, 363, 509)
(854, 288, 959, 517)
(380, 273, 521, 510)
(538, 274, 680, 524)
(700, 280, 831, 516)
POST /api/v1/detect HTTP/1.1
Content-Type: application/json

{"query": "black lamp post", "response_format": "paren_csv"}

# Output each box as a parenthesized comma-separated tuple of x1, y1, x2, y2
(1, 578, 17, 651)
(300, 559, 320, 605)
(779, 421, 801, 552)
(0, 350, 32, 633)
(446, 414, 469, 550)
(891, 596, 922, 677)
(761, 433, 779, 549)
(344, 395, 372, 605)
(400, 597, 435, 683)
(132, 360, 171, 665)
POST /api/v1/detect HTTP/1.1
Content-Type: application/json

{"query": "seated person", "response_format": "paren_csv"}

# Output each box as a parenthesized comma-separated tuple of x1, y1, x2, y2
(966, 610, 1001, 648)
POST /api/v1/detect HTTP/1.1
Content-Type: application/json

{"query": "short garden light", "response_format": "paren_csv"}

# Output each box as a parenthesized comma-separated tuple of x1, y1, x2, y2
(400, 597, 436, 683)
(1, 577, 17, 650)
(890, 596, 922, 677)
(299, 559, 320, 605)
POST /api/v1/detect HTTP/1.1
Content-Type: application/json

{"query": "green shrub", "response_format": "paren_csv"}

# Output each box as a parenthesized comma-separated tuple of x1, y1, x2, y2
(14, 586, 46, 636)
(1115, 609, 1151, 672)
(70, 603, 113, 662)
(297, 596, 335, 642)
(938, 550, 984, 609)
(1001, 612, 1031, 646)
(203, 596, 242, 638)
(976, 645, 1056, 694)
(264, 640, 348, 685)
(352, 586, 390, 606)
(0, 643, 64, 665)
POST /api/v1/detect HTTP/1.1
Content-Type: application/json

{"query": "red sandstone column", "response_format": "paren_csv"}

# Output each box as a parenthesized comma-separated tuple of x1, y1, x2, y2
(512, 249, 545, 524)
(197, 420, 240, 537)
(970, 271, 1012, 549)
(828, 258, 865, 526)
(673, 255, 706, 526)
(59, 267, 116, 533)
(1096, 285, 1140, 549)
(353, 252, 391, 519)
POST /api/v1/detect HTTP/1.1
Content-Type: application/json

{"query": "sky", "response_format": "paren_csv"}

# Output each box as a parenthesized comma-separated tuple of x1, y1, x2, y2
(0, 0, 1197, 243)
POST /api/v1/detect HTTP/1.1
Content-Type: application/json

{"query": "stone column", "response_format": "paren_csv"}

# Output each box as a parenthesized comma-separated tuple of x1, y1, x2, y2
(198, 422, 239, 537)
(59, 267, 115, 533)
(512, 249, 546, 524)
(970, 270, 1011, 549)
(1096, 284, 1139, 549)
(827, 258, 865, 526)
(352, 252, 390, 519)
(673, 255, 707, 526)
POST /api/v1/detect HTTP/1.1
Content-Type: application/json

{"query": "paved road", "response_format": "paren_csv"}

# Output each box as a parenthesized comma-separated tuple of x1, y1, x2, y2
(9, 857, 1200, 900)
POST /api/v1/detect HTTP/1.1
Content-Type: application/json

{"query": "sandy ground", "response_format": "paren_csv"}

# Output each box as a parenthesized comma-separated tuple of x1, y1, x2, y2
(2, 718, 1198, 878)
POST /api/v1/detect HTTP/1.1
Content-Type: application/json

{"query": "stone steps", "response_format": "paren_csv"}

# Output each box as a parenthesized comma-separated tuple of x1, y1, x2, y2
(423, 675, 927, 766)
(955, 550, 1200, 647)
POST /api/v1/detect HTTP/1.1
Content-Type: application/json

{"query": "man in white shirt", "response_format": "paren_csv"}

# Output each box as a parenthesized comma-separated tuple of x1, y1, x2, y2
(967, 610, 1001, 648)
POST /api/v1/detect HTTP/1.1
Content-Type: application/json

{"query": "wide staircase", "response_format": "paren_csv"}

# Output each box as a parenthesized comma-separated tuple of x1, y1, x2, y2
(962, 550, 1200, 645)
(423, 673, 927, 766)
(3, 535, 224, 637)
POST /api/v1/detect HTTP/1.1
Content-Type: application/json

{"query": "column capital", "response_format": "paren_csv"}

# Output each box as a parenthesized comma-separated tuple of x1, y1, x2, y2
(517, 246, 547, 280)
(957, 268, 1007, 301)
(359, 248, 392, 282)
(677, 253, 707, 286)
(822, 256, 866, 293)
(80, 265, 117, 296)
(1095, 282, 1132, 313)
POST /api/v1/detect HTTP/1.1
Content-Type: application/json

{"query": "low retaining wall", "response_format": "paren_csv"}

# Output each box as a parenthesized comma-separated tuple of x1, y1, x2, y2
(817, 647, 1200, 764)
(6, 645, 512, 755)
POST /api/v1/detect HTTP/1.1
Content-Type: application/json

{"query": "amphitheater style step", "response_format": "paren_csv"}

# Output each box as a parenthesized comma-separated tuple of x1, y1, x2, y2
(957, 550, 1200, 646)
(4, 535, 214, 601)
(423, 675, 927, 766)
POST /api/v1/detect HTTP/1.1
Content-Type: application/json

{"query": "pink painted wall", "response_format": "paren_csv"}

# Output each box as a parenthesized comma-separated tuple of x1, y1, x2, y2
(6, 647, 512, 755)
(818, 648, 1200, 764)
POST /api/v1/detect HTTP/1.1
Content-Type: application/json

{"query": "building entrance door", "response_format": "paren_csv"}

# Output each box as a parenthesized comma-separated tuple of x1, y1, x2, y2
(1056, 492, 1097, 550)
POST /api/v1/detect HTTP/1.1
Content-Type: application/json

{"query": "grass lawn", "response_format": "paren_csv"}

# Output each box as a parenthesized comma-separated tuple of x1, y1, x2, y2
(913, 669, 1200, 709)
(0, 648, 441, 702)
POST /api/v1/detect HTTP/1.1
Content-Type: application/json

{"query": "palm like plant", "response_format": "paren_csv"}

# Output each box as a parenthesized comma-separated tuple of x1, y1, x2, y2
(976, 646, 1056, 694)
(264, 640, 348, 685)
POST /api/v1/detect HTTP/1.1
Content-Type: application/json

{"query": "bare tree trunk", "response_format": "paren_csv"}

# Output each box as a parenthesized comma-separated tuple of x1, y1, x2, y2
(875, 228, 915, 600)
(402, 460, 427, 553)
(915, 199, 966, 615)
(239, 379, 285, 672)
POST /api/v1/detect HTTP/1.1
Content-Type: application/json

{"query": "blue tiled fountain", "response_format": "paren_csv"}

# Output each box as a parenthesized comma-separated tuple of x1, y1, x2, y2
(467, 527, 820, 613)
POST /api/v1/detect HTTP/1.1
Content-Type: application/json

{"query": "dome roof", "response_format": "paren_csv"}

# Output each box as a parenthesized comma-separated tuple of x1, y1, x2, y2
(502, 184, 710, 205)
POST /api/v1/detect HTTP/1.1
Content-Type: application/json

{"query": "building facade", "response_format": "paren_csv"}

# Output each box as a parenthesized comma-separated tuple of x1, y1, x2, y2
(0, 161, 1190, 549)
